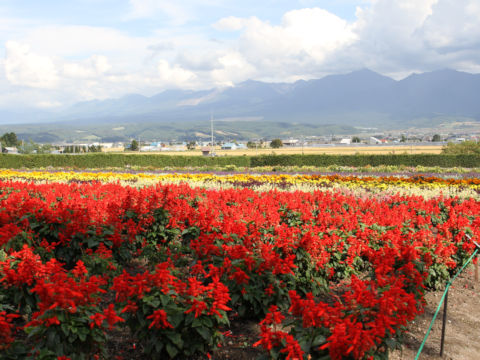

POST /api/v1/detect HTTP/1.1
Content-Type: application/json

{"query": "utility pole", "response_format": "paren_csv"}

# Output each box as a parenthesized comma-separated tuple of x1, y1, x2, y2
(210, 112, 215, 156)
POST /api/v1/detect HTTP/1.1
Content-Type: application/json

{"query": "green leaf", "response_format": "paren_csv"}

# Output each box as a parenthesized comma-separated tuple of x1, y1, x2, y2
(299, 339, 310, 353)
(231, 293, 240, 305)
(312, 334, 326, 347)
(169, 312, 184, 328)
(60, 324, 70, 336)
(201, 316, 213, 328)
(167, 332, 183, 349)
(78, 331, 87, 342)
(166, 343, 179, 358)
(47, 330, 57, 347)
(184, 313, 194, 326)
(87, 237, 99, 248)
(196, 326, 211, 341)
(155, 341, 164, 353)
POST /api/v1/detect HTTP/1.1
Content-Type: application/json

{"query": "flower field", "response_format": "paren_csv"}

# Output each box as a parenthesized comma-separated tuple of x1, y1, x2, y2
(0, 170, 479, 359)
(2, 168, 480, 198)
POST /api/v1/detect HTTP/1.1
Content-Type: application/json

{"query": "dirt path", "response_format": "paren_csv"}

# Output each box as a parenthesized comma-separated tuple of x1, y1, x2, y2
(391, 266, 480, 360)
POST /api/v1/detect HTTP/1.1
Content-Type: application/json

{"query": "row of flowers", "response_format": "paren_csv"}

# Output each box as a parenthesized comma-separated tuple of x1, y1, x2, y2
(2, 169, 480, 197)
(0, 179, 478, 359)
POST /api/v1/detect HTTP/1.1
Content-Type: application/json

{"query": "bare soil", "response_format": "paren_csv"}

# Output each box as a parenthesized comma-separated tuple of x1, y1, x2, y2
(391, 267, 480, 360)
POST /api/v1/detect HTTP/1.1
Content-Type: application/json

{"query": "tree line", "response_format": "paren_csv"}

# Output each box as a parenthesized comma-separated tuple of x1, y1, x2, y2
(0, 132, 102, 154)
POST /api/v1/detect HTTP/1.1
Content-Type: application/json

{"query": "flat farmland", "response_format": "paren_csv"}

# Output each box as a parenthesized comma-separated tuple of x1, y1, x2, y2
(123, 144, 444, 156)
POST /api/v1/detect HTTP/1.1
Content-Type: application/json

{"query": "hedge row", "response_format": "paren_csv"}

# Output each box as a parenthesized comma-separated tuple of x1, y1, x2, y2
(250, 154, 480, 168)
(1, 153, 480, 169)
(0, 153, 251, 168)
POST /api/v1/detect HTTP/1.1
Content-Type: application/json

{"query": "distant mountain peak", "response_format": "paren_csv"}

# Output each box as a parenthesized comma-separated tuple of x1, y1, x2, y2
(350, 68, 379, 75)
(2, 68, 480, 129)
(344, 68, 395, 80)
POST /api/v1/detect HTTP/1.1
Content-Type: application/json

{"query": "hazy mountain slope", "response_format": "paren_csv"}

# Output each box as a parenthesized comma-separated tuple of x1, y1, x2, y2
(53, 68, 480, 126)
(1, 69, 480, 141)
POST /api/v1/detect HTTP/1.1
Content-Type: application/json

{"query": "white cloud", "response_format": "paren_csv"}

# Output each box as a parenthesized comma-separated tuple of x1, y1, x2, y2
(282, 8, 357, 59)
(2, 1, 480, 109)
(20, 25, 150, 61)
(128, 0, 192, 25)
(157, 59, 197, 86)
(348, 0, 480, 74)
(224, 8, 357, 79)
(420, 0, 480, 50)
(213, 16, 249, 31)
(35, 100, 63, 109)
(63, 55, 111, 79)
(4, 41, 59, 89)
(209, 1, 480, 82)
(211, 51, 256, 86)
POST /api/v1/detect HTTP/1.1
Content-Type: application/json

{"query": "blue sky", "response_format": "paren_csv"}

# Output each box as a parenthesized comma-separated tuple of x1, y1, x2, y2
(1, 0, 479, 109)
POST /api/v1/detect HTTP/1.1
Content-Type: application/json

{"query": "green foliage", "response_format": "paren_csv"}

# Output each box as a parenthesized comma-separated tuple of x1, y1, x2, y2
(1, 153, 480, 169)
(270, 139, 283, 148)
(17, 140, 36, 154)
(0, 132, 19, 147)
(225, 268, 292, 320)
(140, 208, 183, 266)
(0, 153, 251, 168)
(432, 134, 442, 142)
(250, 154, 480, 168)
(351, 136, 361, 143)
(186, 141, 196, 150)
(117, 269, 229, 359)
(88, 145, 102, 152)
(442, 140, 480, 155)
(246, 141, 257, 149)
(130, 139, 139, 151)
(63, 145, 87, 154)
(24, 307, 108, 360)
(16, 141, 56, 154)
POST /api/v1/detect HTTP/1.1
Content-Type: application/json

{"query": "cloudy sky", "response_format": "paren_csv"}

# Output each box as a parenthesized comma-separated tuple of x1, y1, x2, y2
(1, 0, 480, 109)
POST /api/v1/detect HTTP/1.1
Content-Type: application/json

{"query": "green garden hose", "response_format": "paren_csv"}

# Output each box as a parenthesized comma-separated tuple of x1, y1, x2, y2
(414, 248, 479, 360)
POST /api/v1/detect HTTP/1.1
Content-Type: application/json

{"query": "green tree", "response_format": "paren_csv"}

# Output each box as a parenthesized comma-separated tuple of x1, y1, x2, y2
(270, 139, 283, 148)
(432, 134, 442, 142)
(130, 139, 139, 151)
(37, 143, 54, 154)
(247, 141, 257, 149)
(400, 134, 407, 143)
(186, 141, 196, 150)
(88, 145, 102, 152)
(351, 136, 361, 143)
(442, 140, 480, 154)
(18, 139, 36, 154)
(0, 132, 19, 147)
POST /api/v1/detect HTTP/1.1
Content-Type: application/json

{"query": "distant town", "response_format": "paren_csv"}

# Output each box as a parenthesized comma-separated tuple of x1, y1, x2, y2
(1, 130, 479, 155)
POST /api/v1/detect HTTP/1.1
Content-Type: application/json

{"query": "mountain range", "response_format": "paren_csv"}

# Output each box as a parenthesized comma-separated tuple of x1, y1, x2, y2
(1, 68, 480, 142)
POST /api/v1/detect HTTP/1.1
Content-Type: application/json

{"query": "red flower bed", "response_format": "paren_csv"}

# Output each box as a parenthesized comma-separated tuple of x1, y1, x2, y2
(0, 180, 478, 359)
